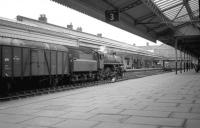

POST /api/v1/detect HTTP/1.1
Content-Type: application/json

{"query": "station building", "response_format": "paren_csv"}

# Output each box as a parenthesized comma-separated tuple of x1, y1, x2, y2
(138, 43, 193, 70)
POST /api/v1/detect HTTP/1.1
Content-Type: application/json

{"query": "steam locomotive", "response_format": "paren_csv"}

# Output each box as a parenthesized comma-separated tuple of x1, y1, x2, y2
(0, 36, 123, 93)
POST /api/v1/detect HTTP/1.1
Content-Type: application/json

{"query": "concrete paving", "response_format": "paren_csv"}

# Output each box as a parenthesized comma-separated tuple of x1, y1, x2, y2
(0, 71, 200, 128)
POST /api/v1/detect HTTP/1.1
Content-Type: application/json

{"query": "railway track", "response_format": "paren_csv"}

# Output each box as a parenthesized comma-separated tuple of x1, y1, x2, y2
(0, 70, 167, 101)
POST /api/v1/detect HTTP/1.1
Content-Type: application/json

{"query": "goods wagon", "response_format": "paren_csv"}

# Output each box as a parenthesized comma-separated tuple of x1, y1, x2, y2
(0, 37, 69, 93)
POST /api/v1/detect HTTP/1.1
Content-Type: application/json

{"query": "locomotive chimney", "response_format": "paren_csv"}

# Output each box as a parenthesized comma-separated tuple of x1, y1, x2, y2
(38, 14, 47, 23)
(146, 42, 149, 46)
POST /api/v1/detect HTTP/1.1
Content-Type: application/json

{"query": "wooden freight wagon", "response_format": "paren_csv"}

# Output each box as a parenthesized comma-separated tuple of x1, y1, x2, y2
(0, 37, 70, 93)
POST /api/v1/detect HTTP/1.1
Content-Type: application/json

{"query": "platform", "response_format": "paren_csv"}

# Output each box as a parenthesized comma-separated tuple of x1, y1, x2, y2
(0, 71, 200, 128)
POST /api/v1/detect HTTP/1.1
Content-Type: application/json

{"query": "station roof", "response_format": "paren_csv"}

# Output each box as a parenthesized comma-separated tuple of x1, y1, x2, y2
(52, 0, 200, 57)
(0, 16, 162, 58)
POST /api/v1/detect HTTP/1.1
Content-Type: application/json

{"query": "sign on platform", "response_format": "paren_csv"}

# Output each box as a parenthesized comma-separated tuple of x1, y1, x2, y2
(105, 10, 119, 22)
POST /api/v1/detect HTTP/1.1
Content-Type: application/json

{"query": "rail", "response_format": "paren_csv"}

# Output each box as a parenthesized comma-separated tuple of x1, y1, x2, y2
(125, 68, 163, 72)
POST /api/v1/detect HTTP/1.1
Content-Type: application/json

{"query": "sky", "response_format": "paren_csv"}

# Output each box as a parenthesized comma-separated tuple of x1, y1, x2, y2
(0, 0, 162, 46)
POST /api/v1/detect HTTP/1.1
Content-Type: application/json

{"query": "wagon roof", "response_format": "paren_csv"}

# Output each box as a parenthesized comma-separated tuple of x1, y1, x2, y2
(0, 37, 68, 51)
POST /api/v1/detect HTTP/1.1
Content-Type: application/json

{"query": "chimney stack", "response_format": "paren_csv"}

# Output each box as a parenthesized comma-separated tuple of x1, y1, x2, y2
(38, 14, 47, 23)
(97, 33, 102, 37)
(76, 27, 82, 32)
(67, 23, 73, 29)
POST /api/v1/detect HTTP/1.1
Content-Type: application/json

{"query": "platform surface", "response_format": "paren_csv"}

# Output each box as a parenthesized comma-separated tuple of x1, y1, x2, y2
(0, 71, 200, 128)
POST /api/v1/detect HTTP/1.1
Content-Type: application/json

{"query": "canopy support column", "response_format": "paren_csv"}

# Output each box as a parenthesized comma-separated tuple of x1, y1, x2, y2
(184, 49, 186, 72)
(187, 52, 189, 71)
(175, 38, 178, 74)
(189, 54, 191, 70)
(163, 60, 165, 69)
(180, 47, 182, 73)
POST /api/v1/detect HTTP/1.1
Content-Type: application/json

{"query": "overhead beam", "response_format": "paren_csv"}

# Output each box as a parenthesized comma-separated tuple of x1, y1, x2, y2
(175, 20, 190, 28)
(172, 5, 184, 21)
(161, 2, 183, 12)
(119, 0, 142, 12)
(183, 0, 200, 28)
(161, 0, 192, 12)
(180, 41, 200, 44)
(148, 24, 166, 31)
(137, 13, 156, 22)
(183, 0, 195, 20)
(102, 0, 142, 12)
(140, 0, 174, 29)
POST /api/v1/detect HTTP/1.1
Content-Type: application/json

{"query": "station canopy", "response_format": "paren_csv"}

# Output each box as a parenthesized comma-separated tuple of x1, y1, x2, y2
(52, 0, 200, 57)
